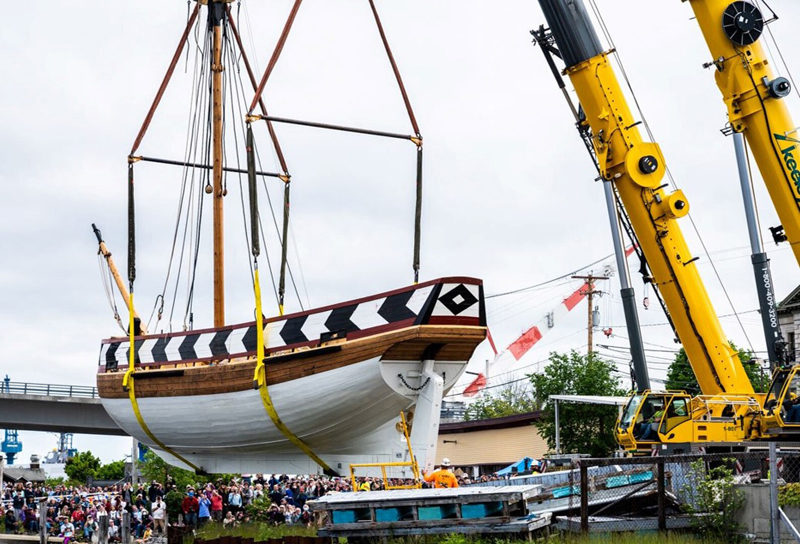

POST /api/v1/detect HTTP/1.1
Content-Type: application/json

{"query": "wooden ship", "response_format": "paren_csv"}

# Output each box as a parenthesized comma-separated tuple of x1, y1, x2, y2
(95, 0, 486, 475)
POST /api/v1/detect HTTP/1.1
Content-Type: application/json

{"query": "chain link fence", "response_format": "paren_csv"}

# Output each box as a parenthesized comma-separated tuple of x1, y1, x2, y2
(536, 450, 800, 536)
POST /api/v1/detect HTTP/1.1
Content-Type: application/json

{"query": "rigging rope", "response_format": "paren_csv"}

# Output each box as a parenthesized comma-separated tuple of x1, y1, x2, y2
(248, 0, 304, 115)
(246, 127, 334, 475)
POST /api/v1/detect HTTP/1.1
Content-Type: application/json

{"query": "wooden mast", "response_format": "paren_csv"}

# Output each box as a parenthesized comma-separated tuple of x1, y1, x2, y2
(210, 0, 228, 327)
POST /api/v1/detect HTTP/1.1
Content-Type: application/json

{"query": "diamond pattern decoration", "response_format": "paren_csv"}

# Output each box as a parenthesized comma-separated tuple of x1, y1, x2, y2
(438, 284, 478, 316)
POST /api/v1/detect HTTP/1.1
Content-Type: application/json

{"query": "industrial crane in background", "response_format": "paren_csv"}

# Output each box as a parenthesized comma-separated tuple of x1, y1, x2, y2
(1, 376, 22, 465)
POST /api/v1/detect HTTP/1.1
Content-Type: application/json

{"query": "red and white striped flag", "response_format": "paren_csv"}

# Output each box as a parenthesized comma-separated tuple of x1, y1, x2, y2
(462, 247, 636, 397)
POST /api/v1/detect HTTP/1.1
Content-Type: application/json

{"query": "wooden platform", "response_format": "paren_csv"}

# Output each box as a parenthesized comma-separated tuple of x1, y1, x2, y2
(309, 485, 551, 538)
(0, 536, 64, 544)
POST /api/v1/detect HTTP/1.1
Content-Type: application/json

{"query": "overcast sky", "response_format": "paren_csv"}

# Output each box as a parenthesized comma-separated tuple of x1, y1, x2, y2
(1, 0, 799, 465)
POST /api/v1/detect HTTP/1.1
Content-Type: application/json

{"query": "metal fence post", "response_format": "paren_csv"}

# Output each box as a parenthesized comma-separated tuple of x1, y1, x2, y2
(122, 511, 131, 544)
(771, 442, 780, 544)
(39, 500, 47, 544)
(580, 461, 589, 532)
(657, 458, 666, 531)
(98, 514, 109, 544)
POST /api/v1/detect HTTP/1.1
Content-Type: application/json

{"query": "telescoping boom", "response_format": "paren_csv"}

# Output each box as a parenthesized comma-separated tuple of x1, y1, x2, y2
(536, 0, 768, 450)
(688, 1, 800, 265)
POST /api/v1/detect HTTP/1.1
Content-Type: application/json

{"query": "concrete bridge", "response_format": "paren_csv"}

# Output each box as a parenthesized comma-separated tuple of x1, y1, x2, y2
(0, 381, 125, 436)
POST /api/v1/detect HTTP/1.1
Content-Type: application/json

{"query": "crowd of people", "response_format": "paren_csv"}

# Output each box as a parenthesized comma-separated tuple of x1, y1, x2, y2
(0, 463, 476, 540)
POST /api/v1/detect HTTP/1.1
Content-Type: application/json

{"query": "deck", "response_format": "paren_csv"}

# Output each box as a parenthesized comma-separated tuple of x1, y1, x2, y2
(309, 485, 551, 538)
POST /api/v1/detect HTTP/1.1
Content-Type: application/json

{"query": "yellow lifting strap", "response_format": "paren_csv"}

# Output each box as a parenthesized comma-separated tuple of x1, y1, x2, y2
(122, 292, 201, 472)
(251, 265, 335, 475)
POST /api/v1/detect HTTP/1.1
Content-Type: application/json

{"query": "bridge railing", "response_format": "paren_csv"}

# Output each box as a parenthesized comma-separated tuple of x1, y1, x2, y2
(0, 381, 99, 399)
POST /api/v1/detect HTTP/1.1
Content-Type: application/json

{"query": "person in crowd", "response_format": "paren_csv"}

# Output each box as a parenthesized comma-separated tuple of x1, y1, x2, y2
(222, 510, 237, 529)
(423, 458, 459, 489)
(150, 496, 166, 535)
(197, 493, 211, 527)
(210, 489, 224, 522)
(181, 488, 199, 529)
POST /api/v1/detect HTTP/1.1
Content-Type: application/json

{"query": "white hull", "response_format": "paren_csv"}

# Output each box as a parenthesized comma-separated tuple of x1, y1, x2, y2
(101, 357, 468, 475)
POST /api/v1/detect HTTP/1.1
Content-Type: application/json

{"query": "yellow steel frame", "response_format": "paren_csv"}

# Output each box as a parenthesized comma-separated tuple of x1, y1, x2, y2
(350, 411, 422, 490)
(687, 0, 800, 266)
(566, 51, 754, 398)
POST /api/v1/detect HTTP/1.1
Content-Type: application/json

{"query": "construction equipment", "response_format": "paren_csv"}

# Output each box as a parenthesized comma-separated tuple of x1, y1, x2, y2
(687, 1, 800, 268)
(534, 0, 775, 451)
(1, 376, 22, 464)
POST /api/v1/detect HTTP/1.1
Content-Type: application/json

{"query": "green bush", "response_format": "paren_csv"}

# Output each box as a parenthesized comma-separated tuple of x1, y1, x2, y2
(780, 482, 800, 507)
(681, 459, 745, 542)
(244, 496, 273, 522)
(164, 490, 184, 523)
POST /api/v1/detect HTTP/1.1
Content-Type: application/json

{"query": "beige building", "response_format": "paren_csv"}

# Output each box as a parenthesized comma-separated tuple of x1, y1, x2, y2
(436, 412, 548, 476)
(779, 285, 800, 361)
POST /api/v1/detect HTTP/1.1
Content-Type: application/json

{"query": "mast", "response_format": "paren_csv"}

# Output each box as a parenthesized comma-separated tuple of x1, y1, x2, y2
(209, 0, 228, 327)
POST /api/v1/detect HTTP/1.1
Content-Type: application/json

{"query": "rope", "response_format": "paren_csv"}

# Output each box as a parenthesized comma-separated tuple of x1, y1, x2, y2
(251, 264, 334, 474)
(367, 0, 421, 137)
(227, 6, 290, 177)
(122, 297, 200, 471)
(130, 4, 200, 156)
(248, 0, 303, 114)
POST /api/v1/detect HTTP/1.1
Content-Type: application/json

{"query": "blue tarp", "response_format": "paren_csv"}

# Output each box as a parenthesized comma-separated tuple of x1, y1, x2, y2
(496, 456, 537, 476)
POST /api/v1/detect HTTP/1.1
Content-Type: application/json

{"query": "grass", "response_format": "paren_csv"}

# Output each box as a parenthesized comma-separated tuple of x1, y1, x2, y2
(193, 522, 316, 541)
(191, 523, 732, 544)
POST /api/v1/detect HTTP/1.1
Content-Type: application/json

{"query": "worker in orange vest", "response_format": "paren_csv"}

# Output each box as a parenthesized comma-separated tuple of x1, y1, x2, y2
(423, 458, 459, 489)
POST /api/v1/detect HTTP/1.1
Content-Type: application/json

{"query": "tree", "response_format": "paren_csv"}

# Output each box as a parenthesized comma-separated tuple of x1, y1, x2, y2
(95, 460, 126, 481)
(139, 450, 198, 490)
(530, 350, 625, 457)
(138, 450, 238, 491)
(665, 343, 769, 395)
(64, 451, 101, 483)
(464, 382, 537, 421)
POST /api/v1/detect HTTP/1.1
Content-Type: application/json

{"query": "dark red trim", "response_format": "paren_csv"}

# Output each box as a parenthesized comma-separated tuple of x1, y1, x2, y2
(440, 411, 542, 433)
(102, 276, 482, 345)
(427, 316, 482, 326)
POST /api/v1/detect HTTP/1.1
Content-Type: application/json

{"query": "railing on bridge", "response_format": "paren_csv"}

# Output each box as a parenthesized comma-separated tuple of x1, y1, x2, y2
(0, 380, 98, 399)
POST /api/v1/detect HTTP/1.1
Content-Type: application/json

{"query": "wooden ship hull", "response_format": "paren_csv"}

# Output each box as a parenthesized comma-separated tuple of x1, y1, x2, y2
(97, 277, 486, 474)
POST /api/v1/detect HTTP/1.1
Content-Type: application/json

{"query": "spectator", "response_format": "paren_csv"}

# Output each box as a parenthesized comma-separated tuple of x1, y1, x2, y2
(150, 497, 166, 535)
(197, 494, 211, 527)
(210, 490, 223, 522)
(181, 488, 199, 528)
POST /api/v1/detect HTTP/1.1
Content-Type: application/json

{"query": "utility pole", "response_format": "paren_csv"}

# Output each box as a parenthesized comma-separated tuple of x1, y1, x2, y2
(572, 274, 609, 354)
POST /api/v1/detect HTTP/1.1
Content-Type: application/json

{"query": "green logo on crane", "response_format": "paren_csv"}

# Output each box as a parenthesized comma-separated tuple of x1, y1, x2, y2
(774, 132, 800, 201)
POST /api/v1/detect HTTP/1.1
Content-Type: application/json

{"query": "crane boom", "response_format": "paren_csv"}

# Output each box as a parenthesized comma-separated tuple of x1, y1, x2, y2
(687, 0, 800, 264)
(538, 0, 753, 397)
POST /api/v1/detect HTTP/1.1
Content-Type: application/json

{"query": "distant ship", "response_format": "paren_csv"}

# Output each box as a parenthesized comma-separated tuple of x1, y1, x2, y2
(95, 1, 486, 476)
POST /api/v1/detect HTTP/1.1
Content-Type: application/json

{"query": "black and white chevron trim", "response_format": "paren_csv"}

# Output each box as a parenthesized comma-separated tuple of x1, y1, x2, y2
(100, 280, 483, 370)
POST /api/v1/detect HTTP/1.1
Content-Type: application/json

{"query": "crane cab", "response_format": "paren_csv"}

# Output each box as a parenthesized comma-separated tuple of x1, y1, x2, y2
(616, 390, 693, 451)
(762, 367, 800, 433)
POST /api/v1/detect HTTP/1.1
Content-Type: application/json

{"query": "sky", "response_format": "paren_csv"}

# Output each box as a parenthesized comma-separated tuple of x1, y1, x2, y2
(1, 0, 799, 465)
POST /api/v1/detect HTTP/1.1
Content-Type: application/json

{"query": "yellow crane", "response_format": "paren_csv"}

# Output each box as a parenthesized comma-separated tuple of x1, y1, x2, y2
(535, 0, 766, 451)
(685, 0, 800, 436)
(688, 1, 800, 265)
